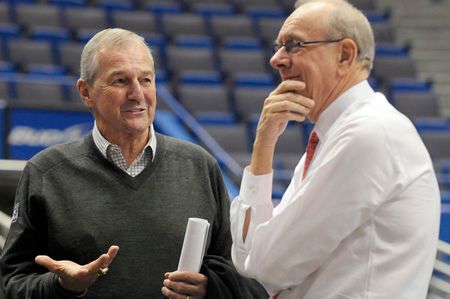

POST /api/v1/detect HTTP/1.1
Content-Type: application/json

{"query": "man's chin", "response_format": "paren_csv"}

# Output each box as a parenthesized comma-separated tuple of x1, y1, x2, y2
(282, 76, 303, 82)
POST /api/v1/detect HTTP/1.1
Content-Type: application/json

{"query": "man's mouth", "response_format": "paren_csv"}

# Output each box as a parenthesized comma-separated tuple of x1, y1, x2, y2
(124, 108, 146, 113)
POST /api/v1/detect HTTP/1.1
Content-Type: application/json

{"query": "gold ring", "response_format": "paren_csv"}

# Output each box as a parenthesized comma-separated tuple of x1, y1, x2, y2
(97, 267, 109, 276)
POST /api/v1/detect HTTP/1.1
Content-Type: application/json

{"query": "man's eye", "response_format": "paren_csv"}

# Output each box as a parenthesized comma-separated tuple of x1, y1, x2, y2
(141, 77, 152, 85)
(113, 78, 126, 85)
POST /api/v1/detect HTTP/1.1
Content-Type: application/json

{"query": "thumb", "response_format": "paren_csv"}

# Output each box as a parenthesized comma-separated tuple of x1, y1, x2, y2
(35, 255, 62, 273)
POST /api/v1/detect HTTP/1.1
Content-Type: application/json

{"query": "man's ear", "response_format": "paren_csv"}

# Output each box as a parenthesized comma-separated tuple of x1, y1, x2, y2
(77, 79, 93, 108)
(338, 38, 358, 70)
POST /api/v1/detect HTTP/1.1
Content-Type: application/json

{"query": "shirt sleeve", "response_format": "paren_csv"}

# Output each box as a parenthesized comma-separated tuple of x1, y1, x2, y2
(204, 162, 268, 298)
(230, 167, 274, 277)
(230, 117, 396, 295)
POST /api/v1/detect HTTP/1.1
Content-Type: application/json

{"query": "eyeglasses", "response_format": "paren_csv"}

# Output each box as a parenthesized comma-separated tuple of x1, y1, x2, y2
(272, 38, 344, 54)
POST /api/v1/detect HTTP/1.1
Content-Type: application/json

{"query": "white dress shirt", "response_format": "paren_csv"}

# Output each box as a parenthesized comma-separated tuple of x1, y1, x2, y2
(230, 80, 441, 299)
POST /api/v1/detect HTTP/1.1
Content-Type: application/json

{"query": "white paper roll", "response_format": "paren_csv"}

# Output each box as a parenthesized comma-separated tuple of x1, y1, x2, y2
(177, 218, 210, 272)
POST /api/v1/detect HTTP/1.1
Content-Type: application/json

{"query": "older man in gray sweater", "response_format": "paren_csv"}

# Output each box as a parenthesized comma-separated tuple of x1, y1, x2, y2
(0, 28, 267, 299)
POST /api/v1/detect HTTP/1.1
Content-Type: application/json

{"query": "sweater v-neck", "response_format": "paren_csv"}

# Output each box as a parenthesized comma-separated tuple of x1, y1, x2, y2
(86, 133, 165, 190)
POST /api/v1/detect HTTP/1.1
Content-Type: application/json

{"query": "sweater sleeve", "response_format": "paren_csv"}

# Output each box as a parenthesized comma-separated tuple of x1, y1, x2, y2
(0, 163, 81, 299)
(201, 162, 268, 299)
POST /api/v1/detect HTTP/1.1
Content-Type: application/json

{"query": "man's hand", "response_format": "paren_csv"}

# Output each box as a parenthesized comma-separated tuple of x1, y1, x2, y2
(161, 271, 208, 299)
(35, 245, 119, 294)
(250, 80, 314, 175)
(256, 80, 314, 148)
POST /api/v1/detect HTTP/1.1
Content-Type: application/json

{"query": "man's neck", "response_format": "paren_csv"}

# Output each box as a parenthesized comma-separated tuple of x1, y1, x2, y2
(104, 129, 150, 167)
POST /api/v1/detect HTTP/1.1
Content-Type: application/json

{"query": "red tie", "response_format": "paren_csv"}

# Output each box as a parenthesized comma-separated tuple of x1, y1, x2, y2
(302, 131, 319, 180)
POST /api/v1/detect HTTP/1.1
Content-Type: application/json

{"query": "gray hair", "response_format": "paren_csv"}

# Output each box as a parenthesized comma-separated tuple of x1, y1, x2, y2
(295, 0, 375, 71)
(80, 28, 154, 84)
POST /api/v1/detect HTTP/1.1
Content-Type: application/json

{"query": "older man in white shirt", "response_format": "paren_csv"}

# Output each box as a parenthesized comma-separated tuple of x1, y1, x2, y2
(230, 0, 441, 298)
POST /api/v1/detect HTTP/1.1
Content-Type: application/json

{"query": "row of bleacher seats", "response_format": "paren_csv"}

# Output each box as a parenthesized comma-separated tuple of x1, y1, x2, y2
(0, 2, 391, 42)
(0, 0, 380, 16)
(0, 73, 441, 126)
(0, 34, 407, 79)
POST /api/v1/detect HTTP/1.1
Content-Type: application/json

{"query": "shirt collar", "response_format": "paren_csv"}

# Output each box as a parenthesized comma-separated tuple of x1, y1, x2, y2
(314, 80, 374, 139)
(92, 122, 157, 162)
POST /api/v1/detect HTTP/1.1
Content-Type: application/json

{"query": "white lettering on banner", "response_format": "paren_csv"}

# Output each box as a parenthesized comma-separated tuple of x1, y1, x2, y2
(7, 123, 91, 147)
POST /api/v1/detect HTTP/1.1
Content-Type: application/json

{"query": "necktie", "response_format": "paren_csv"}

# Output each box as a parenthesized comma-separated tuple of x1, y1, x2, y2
(302, 131, 319, 180)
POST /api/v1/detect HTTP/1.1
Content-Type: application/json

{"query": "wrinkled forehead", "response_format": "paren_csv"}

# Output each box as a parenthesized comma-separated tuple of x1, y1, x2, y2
(277, 2, 332, 41)
(98, 42, 154, 66)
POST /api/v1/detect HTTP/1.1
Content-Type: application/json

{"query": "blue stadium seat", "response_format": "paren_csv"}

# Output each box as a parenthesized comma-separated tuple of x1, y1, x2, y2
(192, 3, 235, 17)
(174, 35, 213, 48)
(177, 82, 235, 124)
(166, 45, 218, 77)
(95, 0, 135, 12)
(232, 84, 273, 121)
(0, 24, 21, 62)
(141, 0, 183, 14)
(420, 131, 450, 165)
(111, 10, 159, 35)
(415, 118, 450, 132)
(0, 76, 12, 99)
(0, 61, 15, 74)
(7, 39, 56, 72)
(0, 2, 12, 23)
(246, 7, 285, 19)
(222, 36, 262, 50)
(48, 0, 87, 8)
(371, 20, 395, 43)
(218, 47, 270, 81)
(348, 0, 380, 12)
(13, 76, 67, 104)
(27, 64, 67, 76)
(274, 123, 306, 171)
(63, 7, 108, 37)
(57, 41, 84, 76)
(440, 203, 450, 243)
(161, 13, 207, 40)
(203, 122, 251, 154)
(255, 16, 284, 45)
(14, 3, 63, 30)
(373, 46, 417, 90)
(178, 70, 222, 85)
(209, 14, 256, 42)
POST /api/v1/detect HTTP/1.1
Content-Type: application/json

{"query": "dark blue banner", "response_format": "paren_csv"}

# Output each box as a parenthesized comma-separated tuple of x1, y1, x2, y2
(7, 108, 94, 159)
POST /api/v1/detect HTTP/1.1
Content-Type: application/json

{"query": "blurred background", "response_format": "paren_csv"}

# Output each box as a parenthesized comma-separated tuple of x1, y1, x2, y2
(0, 0, 448, 296)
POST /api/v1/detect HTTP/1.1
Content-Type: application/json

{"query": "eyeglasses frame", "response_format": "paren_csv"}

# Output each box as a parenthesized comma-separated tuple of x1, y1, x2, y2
(272, 38, 344, 54)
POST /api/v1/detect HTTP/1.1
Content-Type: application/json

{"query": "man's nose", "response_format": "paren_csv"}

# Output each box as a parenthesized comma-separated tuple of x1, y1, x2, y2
(270, 47, 291, 70)
(127, 80, 143, 99)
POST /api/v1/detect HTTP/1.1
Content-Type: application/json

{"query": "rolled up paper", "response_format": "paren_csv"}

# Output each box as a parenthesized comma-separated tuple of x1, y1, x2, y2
(177, 218, 210, 272)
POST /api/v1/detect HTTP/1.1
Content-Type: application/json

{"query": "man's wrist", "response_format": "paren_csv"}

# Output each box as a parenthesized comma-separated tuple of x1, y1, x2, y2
(56, 277, 87, 297)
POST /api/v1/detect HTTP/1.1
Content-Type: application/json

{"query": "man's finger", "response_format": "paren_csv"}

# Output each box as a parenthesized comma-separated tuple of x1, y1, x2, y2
(106, 245, 120, 263)
(167, 271, 207, 285)
(86, 245, 120, 272)
(270, 80, 306, 96)
(35, 255, 60, 272)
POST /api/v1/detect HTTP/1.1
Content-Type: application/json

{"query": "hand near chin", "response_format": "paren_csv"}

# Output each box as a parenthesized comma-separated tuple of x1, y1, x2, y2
(35, 245, 119, 294)
(255, 80, 314, 147)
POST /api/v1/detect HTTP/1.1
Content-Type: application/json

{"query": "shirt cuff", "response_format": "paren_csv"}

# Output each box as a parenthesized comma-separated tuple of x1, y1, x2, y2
(240, 166, 273, 205)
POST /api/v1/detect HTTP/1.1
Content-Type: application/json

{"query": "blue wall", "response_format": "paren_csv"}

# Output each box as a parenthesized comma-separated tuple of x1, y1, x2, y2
(7, 107, 93, 159)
